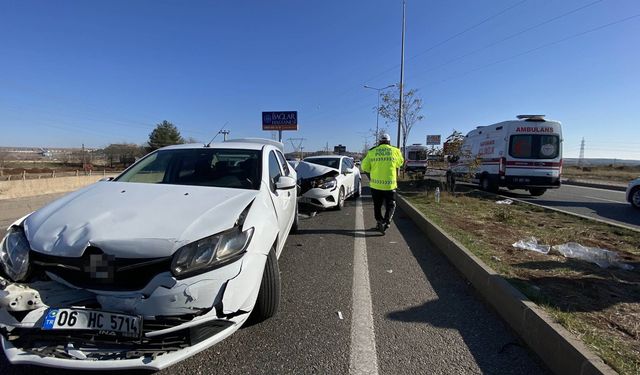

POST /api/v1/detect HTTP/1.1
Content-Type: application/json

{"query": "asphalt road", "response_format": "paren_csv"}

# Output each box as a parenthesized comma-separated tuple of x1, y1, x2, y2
(499, 183, 640, 230)
(0, 184, 547, 374)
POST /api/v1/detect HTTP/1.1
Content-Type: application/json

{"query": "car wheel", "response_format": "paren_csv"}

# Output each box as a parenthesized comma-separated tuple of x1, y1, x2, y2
(252, 246, 281, 322)
(631, 187, 640, 209)
(529, 188, 546, 197)
(480, 175, 498, 193)
(290, 202, 299, 233)
(353, 179, 361, 198)
(334, 186, 345, 210)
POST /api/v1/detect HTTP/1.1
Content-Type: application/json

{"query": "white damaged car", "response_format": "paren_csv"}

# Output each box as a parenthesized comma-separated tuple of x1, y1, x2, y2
(0, 139, 297, 370)
(296, 155, 361, 210)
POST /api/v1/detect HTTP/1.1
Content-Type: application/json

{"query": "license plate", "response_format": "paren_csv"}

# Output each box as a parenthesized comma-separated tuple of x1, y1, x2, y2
(42, 308, 142, 338)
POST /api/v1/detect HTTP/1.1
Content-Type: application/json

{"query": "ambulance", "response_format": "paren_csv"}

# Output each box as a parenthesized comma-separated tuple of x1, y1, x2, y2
(404, 144, 429, 173)
(447, 115, 562, 196)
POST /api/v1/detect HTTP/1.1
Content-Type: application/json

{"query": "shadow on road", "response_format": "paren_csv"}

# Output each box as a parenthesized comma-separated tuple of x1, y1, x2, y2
(383, 211, 548, 374)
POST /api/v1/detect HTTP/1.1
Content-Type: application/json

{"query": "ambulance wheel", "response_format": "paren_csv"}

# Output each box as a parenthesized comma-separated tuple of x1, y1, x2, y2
(529, 188, 546, 197)
(480, 175, 498, 193)
(631, 187, 640, 209)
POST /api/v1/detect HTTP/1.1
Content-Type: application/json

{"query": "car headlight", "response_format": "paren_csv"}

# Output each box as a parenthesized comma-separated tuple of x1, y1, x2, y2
(0, 226, 31, 282)
(171, 227, 254, 279)
(317, 178, 337, 190)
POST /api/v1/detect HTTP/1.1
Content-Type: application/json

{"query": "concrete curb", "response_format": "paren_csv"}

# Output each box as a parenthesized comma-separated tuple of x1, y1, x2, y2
(397, 195, 616, 375)
(562, 179, 627, 192)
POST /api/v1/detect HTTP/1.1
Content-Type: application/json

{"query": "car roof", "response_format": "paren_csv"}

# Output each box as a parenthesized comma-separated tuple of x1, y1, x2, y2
(304, 155, 343, 159)
(160, 142, 266, 151)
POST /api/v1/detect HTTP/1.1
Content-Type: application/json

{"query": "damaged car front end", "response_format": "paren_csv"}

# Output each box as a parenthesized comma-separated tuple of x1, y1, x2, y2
(0, 141, 294, 370)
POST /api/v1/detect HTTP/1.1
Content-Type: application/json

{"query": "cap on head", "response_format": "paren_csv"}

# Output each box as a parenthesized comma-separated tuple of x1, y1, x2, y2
(379, 133, 391, 142)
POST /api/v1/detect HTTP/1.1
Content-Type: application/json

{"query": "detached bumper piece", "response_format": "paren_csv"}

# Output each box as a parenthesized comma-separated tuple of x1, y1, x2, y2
(4, 318, 233, 361)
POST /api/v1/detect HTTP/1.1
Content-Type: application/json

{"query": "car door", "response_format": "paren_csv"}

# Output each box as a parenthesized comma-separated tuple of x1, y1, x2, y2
(340, 157, 355, 196)
(267, 150, 295, 245)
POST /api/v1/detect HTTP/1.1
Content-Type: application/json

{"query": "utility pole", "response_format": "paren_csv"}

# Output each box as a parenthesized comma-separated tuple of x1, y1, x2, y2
(219, 130, 230, 141)
(397, 0, 406, 150)
(81, 143, 85, 168)
(288, 138, 306, 160)
(578, 137, 585, 167)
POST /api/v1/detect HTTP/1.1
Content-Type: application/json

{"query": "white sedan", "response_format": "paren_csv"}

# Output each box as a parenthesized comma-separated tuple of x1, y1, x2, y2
(0, 139, 297, 370)
(296, 155, 361, 210)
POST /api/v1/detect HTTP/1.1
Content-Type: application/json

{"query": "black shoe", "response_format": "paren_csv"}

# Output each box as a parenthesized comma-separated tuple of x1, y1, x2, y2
(383, 222, 390, 231)
(376, 221, 385, 234)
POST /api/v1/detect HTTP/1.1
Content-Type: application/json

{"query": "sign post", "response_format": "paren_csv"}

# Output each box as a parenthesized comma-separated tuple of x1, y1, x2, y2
(262, 111, 298, 142)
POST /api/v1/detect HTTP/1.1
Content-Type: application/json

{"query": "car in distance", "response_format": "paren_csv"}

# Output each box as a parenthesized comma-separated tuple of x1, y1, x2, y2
(0, 138, 297, 370)
(627, 177, 640, 209)
(296, 155, 361, 210)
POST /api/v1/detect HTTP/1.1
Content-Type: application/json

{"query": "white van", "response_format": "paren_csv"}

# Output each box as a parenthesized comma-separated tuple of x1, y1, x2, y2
(405, 144, 429, 173)
(447, 115, 562, 196)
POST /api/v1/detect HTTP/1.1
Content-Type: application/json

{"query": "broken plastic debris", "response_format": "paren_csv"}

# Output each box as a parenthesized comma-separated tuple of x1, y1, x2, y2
(337, 311, 343, 320)
(496, 199, 514, 205)
(512, 237, 551, 254)
(491, 256, 501, 262)
(386, 269, 393, 273)
(552, 242, 634, 270)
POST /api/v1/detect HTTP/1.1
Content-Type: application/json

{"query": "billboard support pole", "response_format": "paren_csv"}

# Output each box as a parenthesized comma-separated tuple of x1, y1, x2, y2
(278, 129, 282, 142)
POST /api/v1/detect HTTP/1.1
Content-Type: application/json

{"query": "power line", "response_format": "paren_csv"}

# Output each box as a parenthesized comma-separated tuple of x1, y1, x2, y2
(363, 0, 531, 85)
(408, 0, 604, 82)
(417, 13, 640, 89)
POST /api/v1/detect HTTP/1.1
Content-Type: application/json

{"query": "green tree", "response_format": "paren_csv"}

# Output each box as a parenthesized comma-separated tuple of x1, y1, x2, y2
(148, 121, 185, 151)
(378, 86, 424, 153)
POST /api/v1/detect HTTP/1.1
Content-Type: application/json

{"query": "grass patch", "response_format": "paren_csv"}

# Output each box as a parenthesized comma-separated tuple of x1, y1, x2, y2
(399, 179, 640, 374)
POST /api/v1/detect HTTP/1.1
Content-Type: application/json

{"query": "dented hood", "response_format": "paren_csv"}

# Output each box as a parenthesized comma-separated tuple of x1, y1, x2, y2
(24, 181, 258, 258)
(295, 161, 339, 180)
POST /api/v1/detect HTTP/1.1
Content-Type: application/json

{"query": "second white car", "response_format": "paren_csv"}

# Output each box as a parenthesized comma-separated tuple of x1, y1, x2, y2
(296, 155, 361, 210)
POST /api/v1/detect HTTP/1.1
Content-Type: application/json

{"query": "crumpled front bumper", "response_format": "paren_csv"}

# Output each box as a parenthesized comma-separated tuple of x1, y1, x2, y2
(0, 250, 267, 370)
(300, 187, 338, 208)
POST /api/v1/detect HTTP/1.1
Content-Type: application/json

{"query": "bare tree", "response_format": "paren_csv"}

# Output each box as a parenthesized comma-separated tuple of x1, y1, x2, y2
(378, 86, 424, 152)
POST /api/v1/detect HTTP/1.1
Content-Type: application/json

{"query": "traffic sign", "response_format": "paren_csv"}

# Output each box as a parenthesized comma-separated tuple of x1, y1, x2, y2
(426, 135, 441, 145)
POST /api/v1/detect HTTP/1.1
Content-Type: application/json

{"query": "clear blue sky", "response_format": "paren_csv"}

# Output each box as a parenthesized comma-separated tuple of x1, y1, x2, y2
(1, 0, 639, 159)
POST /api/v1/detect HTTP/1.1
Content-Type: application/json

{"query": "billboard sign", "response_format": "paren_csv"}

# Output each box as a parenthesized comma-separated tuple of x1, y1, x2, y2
(262, 111, 298, 131)
(426, 135, 441, 145)
(334, 144, 346, 154)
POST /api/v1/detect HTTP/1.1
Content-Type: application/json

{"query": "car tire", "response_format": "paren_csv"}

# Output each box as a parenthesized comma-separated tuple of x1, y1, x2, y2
(290, 202, 299, 233)
(252, 246, 281, 322)
(630, 187, 640, 209)
(334, 186, 345, 210)
(529, 188, 546, 197)
(353, 179, 361, 199)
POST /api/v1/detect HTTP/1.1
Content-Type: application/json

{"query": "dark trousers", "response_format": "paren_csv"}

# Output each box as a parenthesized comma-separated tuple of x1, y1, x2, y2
(371, 188, 396, 224)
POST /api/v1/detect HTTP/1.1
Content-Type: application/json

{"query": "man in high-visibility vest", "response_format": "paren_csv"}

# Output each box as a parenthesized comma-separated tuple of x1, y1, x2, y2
(361, 133, 404, 234)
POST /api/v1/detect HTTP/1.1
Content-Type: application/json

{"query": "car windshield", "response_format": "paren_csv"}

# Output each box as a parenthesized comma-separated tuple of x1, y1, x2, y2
(509, 134, 560, 159)
(116, 148, 261, 190)
(304, 158, 340, 169)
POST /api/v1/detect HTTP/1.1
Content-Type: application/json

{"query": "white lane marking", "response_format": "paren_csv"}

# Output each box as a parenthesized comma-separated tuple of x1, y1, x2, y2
(583, 195, 625, 204)
(566, 184, 626, 194)
(349, 199, 379, 375)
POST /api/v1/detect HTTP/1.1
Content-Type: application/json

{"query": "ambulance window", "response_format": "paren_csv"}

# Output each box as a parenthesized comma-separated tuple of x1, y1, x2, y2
(509, 135, 559, 159)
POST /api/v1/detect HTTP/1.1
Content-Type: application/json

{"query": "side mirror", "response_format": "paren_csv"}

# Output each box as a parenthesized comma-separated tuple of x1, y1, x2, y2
(99, 176, 114, 182)
(344, 168, 354, 175)
(275, 175, 297, 190)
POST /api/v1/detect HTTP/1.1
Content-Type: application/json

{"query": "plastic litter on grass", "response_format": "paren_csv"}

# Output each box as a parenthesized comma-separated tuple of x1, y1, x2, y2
(512, 237, 551, 254)
(553, 242, 634, 270)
